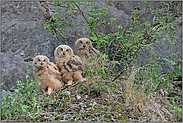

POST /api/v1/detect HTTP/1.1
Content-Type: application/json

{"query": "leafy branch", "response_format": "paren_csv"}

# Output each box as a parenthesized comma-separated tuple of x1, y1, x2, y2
(43, 1, 132, 56)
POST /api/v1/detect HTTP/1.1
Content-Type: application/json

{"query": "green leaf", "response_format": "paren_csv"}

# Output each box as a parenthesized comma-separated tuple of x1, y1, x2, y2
(168, 69, 174, 77)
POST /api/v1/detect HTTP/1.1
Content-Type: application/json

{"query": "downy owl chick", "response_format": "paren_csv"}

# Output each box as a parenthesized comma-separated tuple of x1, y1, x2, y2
(33, 55, 64, 94)
(54, 45, 84, 85)
(75, 38, 100, 64)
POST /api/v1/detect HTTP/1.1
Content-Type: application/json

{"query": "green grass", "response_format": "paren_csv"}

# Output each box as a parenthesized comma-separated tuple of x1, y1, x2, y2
(1, 60, 182, 122)
(1, 1, 182, 122)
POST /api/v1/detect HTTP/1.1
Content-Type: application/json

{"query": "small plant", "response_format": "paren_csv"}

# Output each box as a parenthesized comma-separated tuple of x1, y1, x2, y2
(43, 1, 182, 121)
(1, 1, 182, 122)
(1, 69, 70, 122)
(1, 69, 39, 121)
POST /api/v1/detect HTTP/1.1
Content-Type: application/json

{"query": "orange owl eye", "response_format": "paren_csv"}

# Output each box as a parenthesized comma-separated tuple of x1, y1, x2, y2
(86, 42, 89, 45)
(60, 48, 63, 52)
(37, 59, 40, 62)
(80, 41, 83, 45)
(66, 49, 69, 52)
(43, 59, 46, 62)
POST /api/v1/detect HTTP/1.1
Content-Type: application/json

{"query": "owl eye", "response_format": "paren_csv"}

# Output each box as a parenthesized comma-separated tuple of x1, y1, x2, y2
(80, 41, 83, 45)
(37, 59, 40, 62)
(66, 49, 69, 53)
(86, 42, 89, 45)
(60, 48, 63, 52)
(43, 59, 46, 62)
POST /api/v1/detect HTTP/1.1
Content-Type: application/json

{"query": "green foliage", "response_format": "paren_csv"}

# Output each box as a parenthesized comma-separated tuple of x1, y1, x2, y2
(1, 70, 39, 121)
(1, 69, 70, 122)
(2, 1, 182, 122)
(43, 1, 182, 121)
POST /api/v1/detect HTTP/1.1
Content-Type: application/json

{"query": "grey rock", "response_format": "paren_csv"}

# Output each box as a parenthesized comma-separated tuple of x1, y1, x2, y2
(139, 17, 182, 74)
(1, 51, 31, 90)
(64, 91, 71, 96)
(1, 1, 60, 90)
(1, 1, 182, 91)
(76, 95, 81, 100)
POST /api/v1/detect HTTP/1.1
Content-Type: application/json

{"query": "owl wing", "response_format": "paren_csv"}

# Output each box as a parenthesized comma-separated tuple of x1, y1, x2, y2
(89, 46, 100, 57)
(73, 55, 82, 64)
(47, 62, 64, 83)
(49, 62, 59, 71)
(66, 55, 83, 72)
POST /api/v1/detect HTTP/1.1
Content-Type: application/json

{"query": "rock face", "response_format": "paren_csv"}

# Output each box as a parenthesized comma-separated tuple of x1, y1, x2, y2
(1, 1, 130, 90)
(1, 1, 182, 90)
(139, 20, 182, 74)
(1, 1, 60, 90)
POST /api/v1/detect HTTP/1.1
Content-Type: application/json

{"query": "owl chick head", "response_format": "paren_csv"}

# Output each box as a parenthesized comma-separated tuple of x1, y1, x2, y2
(33, 55, 50, 68)
(54, 45, 74, 59)
(75, 38, 92, 50)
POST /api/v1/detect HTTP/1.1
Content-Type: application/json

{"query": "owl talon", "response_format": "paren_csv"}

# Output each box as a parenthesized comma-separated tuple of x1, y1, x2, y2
(33, 55, 64, 95)
(47, 87, 53, 95)
(76, 78, 87, 83)
(55, 45, 84, 87)
(68, 81, 73, 85)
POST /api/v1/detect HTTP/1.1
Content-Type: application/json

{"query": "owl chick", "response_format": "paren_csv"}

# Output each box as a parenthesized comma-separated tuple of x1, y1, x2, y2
(75, 38, 100, 64)
(54, 45, 84, 85)
(33, 55, 64, 94)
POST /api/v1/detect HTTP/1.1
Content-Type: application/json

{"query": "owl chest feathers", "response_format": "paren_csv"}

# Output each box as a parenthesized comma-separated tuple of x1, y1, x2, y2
(78, 47, 99, 65)
(56, 56, 82, 72)
(34, 63, 59, 79)
(55, 56, 71, 71)
(34, 66, 49, 78)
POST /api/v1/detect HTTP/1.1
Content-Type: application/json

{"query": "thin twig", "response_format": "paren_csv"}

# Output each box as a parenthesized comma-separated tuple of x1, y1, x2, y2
(73, 2, 99, 39)
(44, 1, 132, 56)
(92, 15, 132, 56)
(60, 108, 71, 116)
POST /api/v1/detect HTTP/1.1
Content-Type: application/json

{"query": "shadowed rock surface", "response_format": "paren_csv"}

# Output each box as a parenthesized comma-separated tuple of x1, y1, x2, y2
(1, 1, 182, 91)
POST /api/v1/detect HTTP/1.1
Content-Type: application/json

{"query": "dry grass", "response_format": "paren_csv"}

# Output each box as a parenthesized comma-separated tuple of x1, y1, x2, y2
(1, 58, 182, 122)
(124, 66, 181, 122)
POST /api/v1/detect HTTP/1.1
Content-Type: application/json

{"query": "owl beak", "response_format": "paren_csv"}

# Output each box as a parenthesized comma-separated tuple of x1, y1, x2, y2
(63, 51, 66, 55)
(41, 62, 43, 65)
(83, 44, 86, 48)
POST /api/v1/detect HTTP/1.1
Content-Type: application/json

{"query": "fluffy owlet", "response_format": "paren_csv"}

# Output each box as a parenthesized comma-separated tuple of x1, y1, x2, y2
(33, 55, 64, 94)
(75, 38, 100, 64)
(54, 45, 84, 85)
